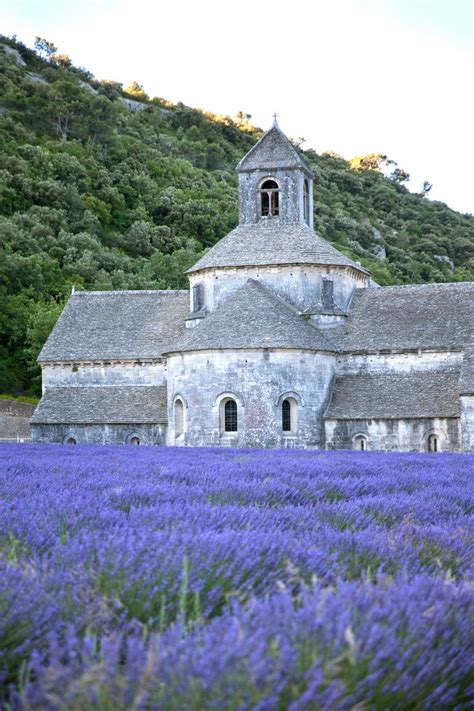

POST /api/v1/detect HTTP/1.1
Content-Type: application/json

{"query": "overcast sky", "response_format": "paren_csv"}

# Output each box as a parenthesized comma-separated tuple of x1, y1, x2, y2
(2, 0, 473, 214)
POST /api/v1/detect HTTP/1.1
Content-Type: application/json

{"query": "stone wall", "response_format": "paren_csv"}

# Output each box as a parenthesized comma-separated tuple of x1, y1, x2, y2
(0, 398, 35, 416)
(167, 348, 336, 448)
(31, 422, 166, 446)
(189, 264, 367, 315)
(338, 350, 463, 375)
(324, 417, 461, 452)
(460, 395, 474, 452)
(42, 360, 166, 390)
(238, 169, 313, 227)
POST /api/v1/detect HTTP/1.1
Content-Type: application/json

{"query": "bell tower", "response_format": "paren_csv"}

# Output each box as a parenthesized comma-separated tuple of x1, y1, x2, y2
(236, 118, 315, 227)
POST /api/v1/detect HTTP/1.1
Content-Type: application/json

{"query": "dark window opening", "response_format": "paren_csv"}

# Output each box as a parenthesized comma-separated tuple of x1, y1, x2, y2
(321, 279, 334, 310)
(260, 179, 279, 217)
(354, 435, 367, 451)
(303, 179, 310, 225)
(192, 284, 203, 312)
(282, 399, 292, 431)
(66, 437, 77, 445)
(130, 436, 140, 445)
(224, 399, 238, 432)
(428, 434, 438, 452)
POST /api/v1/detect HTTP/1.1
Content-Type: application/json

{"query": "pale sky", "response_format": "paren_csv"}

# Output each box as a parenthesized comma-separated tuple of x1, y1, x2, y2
(2, 0, 473, 214)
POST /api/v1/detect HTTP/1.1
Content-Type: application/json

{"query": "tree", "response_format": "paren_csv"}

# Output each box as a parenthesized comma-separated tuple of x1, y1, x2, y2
(350, 153, 394, 172)
(421, 181, 433, 197)
(34, 37, 57, 59)
(124, 81, 148, 100)
(389, 167, 410, 184)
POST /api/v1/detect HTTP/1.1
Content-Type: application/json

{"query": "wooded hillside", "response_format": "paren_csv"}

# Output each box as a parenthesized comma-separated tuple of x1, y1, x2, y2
(1, 35, 473, 395)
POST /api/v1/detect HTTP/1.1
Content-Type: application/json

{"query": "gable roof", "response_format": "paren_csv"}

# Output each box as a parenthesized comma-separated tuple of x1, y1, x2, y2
(325, 371, 461, 420)
(165, 279, 335, 354)
(236, 123, 314, 176)
(38, 290, 189, 363)
(187, 222, 368, 275)
(335, 282, 474, 353)
(31, 386, 167, 424)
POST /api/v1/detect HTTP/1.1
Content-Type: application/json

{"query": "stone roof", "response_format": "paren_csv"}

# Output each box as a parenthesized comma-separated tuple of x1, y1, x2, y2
(460, 349, 474, 394)
(30, 386, 167, 424)
(325, 371, 461, 420)
(187, 222, 368, 274)
(336, 282, 474, 353)
(165, 279, 335, 354)
(236, 123, 314, 176)
(38, 290, 189, 363)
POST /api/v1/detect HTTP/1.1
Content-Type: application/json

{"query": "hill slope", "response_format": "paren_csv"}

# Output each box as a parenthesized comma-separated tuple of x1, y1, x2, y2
(1, 35, 473, 395)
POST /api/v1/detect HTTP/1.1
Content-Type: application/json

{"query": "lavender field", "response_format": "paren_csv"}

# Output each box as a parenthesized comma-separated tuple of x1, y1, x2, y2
(1, 444, 473, 709)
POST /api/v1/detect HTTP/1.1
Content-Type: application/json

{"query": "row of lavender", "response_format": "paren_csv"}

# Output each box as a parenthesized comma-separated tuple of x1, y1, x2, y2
(1, 444, 473, 708)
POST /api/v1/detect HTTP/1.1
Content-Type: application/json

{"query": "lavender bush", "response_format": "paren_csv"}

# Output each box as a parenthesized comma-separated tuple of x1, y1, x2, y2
(1, 444, 473, 709)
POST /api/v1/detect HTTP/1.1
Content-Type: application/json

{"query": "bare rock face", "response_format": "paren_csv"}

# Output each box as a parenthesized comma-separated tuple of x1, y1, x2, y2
(434, 255, 455, 273)
(118, 97, 148, 112)
(79, 80, 98, 94)
(26, 72, 48, 85)
(0, 43, 27, 66)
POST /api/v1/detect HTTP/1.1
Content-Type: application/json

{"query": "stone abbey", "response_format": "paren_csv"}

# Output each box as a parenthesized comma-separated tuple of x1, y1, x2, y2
(31, 122, 474, 451)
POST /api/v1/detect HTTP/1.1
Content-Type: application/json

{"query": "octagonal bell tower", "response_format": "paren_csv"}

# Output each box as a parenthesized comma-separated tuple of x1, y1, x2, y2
(236, 117, 315, 227)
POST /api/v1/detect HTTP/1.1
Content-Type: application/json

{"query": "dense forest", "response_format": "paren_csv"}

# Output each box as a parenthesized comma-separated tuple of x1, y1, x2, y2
(1, 35, 473, 396)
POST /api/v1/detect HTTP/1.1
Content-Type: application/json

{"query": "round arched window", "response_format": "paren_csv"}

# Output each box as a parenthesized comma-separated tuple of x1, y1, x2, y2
(354, 434, 368, 451)
(259, 179, 280, 217)
(427, 434, 438, 452)
(66, 437, 77, 445)
(224, 399, 238, 432)
(130, 436, 140, 445)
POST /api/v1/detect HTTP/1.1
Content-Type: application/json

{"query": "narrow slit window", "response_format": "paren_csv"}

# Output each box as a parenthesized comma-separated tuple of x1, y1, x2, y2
(428, 434, 438, 452)
(175, 399, 184, 438)
(224, 399, 238, 432)
(259, 179, 279, 217)
(303, 179, 309, 225)
(354, 435, 367, 451)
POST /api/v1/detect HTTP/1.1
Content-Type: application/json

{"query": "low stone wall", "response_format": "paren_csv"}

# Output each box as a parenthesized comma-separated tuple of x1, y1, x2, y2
(0, 399, 36, 417)
(31, 422, 166, 446)
(0, 399, 35, 440)
(324, 417, 461, 452)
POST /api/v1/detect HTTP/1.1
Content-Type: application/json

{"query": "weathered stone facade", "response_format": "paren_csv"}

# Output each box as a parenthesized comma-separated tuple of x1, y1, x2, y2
(31, 122, 474, 452)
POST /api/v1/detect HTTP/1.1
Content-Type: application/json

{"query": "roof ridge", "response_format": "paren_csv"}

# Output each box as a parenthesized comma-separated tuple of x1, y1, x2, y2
(354, 282, 474, 293)
(72, 289, 188, 297)
(236, 124, 314, 176)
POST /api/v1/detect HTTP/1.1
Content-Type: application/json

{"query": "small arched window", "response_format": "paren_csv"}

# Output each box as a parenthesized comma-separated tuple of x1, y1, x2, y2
(303, 179, 310, 225)
(428, 434, 438, 452)
(224, 399, 238, 432)
(354, 434, 368, 451)
(66, 437, 77, 445)
(175, 398, 184, 438)
(259, 179, 279, 217)
(130, 436, 140, 445)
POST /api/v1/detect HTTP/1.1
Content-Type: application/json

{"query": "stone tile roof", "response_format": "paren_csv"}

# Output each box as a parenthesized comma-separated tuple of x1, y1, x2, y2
(325, 371, 461, 420)
(336, 282, 474, 352)
(236, 124, 314, 176)
(38, 290, 189, 363)
(165, 279, 335, 354)
(30, 386, 167, 424)
(187, 222, 368, 274)
(460, 349, 474, 394)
